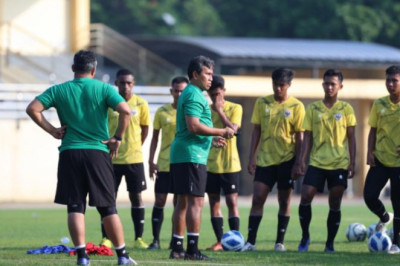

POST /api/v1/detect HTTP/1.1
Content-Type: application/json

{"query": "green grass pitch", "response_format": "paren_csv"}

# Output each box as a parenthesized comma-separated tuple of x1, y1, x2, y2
(0, 203, 397, 265)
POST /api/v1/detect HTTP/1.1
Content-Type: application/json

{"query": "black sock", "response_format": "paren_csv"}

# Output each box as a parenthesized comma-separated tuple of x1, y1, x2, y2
(131, 207, 145, 239)
(299, 204, 311, 239)
(247, 215, 262, 245)
(276, 214, 290, 244)
(76, 245, 88, 259)
(101, 220, 107, 238)
(229, 216, 240, 231)
(211, 217, 224, 242)
(115, 245, 129, 259)
(326, 209, 341, 245)
(172, 235, 184, 252)
(187, 233, 199, 254)
(151, 206, 164, 242)
(394, 217, 400, 246)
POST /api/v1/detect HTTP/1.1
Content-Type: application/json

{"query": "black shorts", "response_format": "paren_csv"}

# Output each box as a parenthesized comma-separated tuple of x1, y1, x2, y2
(55, 149, 116, 207)
(254, 158, 295, 190)
(113, 163, 147, 193)
(206, 172, 240, 195)
(303, 165, 348, 193)
(154, 172, 174, 194)
(170, 163, 207, 197)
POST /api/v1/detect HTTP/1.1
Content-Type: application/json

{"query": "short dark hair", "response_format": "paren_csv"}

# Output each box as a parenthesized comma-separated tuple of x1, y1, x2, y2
(386, 65, 400, 76)
(187, 55, 214, 79)
(73, 50, 97, 73)
(116, 69, 134, 78)
(171, 76, 189, 86)
(272, 68, 295, 84)
(323, 69, 343, 83)
(209, 74, 225, 91)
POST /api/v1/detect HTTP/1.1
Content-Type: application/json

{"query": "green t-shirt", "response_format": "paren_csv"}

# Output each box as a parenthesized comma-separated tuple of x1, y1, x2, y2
(170, 83, 213, 165)
(36, 78, 124, 153)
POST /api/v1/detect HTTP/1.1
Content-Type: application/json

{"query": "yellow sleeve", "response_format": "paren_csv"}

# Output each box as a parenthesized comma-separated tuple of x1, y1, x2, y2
(153, 109, 161, 130)
(140, 101, 151, 126)
(231, 104, 243, 127)
(368, 101, 378, 127)
(345, 104, 357, 127)
(294, 102, 305, 132)
(251, 98, 261, 125)
(303, 104, 313, 131)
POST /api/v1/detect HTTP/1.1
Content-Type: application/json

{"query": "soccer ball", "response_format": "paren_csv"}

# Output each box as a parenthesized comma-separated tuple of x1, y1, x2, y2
(221, 230, 245, 251)
(346, 223, 367, 241)
(367, 223, 387, 238)
(368, 232, 392, 252)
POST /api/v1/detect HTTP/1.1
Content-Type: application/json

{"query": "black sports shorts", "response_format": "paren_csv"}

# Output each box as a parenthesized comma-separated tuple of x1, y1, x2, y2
(154, 171, 174, 194)
(170, 162, 207, 197)
(113, 163, 147, 193)
(206, 172, 240, 195)
(254, 158, 295, 190)
(303, 165, 348, 193)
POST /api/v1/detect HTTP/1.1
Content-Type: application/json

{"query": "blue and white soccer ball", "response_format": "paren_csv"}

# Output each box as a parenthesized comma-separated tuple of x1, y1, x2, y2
(346, 223, 367, 241)
(368, 232, 392, 252)
(367, 223, 387, 239)
(221, 230, 245, 251)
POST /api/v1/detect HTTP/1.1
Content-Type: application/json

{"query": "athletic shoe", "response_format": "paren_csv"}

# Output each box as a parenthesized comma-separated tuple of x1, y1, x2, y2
(169, 250, 185, 259)
(298, 237, 310, 252)
(77, 257, 90, 266)
(274, 243, 286, 252)
(184, 251, 214, 261)
(99, 237, 112, 248)
(240, 242, 257, 251)
(118, 256, 137, 265)
(147, 240, 160, 250)
(324, 243, 335, 253)
(134, 237, 149, 249)
(389, 244, 400, 254)
(376, 212, 394, 233)
(206, 242, 223, 251)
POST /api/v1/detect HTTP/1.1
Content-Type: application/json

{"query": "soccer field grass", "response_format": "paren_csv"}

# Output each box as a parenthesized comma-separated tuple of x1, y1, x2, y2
(0, 203, 397, 265)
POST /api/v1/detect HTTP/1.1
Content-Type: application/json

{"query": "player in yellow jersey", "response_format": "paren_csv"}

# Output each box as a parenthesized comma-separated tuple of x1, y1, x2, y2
(205, 75, 243, 251)
(364, 65, 400, 254)
(147, 76, 189, 250)
(100, 69, 151, 249)
(297, 69, 356, 253)
(241, 68, 305, 252)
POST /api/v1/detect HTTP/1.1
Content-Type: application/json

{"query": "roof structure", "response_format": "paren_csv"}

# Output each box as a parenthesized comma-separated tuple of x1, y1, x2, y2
(134, 36, 400, 73)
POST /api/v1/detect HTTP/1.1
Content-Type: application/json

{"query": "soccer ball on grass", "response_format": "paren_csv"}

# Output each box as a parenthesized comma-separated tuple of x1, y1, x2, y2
(221, 230, 245, 251)
(346, 223, 367, 241)
(368, 232, 392, 252)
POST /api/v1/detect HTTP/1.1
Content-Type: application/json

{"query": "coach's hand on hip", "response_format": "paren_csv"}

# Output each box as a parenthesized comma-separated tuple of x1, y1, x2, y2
(102, 137, 122, 158)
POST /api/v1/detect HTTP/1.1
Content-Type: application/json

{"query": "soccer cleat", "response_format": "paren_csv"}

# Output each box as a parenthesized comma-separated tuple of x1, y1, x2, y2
(376, 212, 394, 233)
(324, 243, 335, 253)
(147, 240, 160, 250)
(77, 257, 90, 266)
(298, 237, 310, 252)
(99, 237, 113, 248)
(274, 243, 286, 252)
(389, 244, 400, 254)
(206, 242, 223, 251)
(118, 256, 138, 265)
(184, 251, 214, 261)
(134, 237, 149, 249)
(169, 250, 185, 259)
(240, 242, 257, 251)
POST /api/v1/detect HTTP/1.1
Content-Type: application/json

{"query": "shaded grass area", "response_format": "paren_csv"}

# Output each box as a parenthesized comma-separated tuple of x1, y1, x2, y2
(0, 204, 397, 265)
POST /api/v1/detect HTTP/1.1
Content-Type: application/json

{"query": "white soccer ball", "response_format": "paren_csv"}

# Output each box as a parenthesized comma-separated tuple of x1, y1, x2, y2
(346, 223, 367, 241)
(368, 232, 392, 252)
(221, 230, 245, 251)
(367, 223, 387, 238)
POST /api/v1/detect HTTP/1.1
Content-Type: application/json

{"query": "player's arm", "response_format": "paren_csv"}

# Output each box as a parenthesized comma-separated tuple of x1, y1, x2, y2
(367, 127, 377, 166)
(185, 116, 233, 138)
(298, 130, 312, 176)
(148, 129, 160, 180)
(26, 99, 66, 139)
(140, 125, 149, 145)
(247, 124, 261, 176)
(347, 126, 356, 178)
(291, 131, 304, 179)
(213, 98, 239, 132)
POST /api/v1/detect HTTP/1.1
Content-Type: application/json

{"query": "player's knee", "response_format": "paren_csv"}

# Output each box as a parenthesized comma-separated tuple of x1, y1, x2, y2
(97, 206, 118, 218)
(67, 203, 86, 214)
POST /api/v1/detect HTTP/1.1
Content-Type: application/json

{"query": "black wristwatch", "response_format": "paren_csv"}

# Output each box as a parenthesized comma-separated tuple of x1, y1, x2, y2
(113, 135, 122, 141)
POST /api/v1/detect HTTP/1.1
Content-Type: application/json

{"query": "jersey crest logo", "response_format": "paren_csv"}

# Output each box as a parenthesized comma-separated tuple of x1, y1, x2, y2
(131, 109, 138, 116)
(265, 108, 270, 113)
(166, 117, 170, 122)
(284, 110, 291, 118)
(318, 113, 322, 119)
(334, 113, 342, 121)
(380, 109, 385, 114)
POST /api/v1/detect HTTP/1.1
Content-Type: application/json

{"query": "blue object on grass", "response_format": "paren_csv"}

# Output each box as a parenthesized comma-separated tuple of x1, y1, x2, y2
(27, 245, 75, 254)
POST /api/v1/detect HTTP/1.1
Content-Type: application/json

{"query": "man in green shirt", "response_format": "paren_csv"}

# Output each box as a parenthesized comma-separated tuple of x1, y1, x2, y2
(169, 55, 234, 260)
(26, 50, 137, 265)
